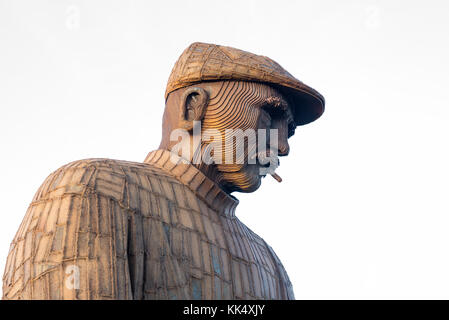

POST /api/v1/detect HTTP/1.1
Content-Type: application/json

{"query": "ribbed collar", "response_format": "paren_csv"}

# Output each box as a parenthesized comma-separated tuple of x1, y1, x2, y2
(143, 149, 238, 217)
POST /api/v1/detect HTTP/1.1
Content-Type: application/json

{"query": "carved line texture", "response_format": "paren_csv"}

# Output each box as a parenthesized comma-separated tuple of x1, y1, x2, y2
(2, 152, 294, 300)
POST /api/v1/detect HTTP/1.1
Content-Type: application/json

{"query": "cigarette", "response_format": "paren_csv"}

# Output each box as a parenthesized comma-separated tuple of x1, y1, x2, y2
(270, 173, 282, 183)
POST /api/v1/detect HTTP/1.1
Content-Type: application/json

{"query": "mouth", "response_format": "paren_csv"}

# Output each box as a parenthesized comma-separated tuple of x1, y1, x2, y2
(250, 151, 282, 183)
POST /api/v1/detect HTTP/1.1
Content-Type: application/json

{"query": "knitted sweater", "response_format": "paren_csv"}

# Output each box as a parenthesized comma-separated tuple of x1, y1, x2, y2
(2, 149, 294, 300)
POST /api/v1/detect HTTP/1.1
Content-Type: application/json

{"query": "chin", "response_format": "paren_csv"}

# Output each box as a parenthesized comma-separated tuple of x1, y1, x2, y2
(237, 180, 262, 193)
(219, 167, 262, 194)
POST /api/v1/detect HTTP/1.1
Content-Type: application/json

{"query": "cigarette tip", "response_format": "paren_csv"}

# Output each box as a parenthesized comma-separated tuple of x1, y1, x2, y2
(270, 173, 282, 183)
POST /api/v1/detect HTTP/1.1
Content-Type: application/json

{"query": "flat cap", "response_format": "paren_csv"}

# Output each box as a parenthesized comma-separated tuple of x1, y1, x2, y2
(165, 42, 325, 126)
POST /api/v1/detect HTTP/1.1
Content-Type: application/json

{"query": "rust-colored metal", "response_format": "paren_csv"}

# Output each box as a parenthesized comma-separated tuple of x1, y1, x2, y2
(2, 42, 324, 300)
(2, 154, 294, 299)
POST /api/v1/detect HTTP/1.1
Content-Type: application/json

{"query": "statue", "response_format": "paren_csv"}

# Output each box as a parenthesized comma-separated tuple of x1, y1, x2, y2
(2, 42, 324, 299)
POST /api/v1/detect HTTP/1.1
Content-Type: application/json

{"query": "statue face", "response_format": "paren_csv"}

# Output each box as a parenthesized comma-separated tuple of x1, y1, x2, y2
(200, 81, 295, 193)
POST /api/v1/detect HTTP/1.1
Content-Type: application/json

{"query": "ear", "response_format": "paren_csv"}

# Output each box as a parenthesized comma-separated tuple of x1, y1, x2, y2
(179, 87, 209, 131)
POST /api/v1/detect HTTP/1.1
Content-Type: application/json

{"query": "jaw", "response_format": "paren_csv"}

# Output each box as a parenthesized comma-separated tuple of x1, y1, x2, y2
(217, 164, 263, 194)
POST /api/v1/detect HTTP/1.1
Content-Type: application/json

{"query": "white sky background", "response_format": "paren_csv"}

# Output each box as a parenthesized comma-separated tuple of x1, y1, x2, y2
(1, 0, 448, 299)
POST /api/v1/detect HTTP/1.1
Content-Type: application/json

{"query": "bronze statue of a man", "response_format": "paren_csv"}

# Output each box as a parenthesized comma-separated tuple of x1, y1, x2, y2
(2, 42, 324, 299)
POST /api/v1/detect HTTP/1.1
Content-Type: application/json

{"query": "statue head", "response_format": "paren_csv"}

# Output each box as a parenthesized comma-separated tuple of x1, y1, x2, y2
(158, 43, 325, 194)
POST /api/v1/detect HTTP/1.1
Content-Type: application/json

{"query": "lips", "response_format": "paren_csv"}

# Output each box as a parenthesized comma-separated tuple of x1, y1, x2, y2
(256, 151, 279, 168)
(251, 150, 282, 183)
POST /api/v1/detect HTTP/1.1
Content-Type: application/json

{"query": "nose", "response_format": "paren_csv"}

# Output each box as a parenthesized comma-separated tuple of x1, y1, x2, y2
(278, 136, 290, 156)
(272, 118, 290, 156)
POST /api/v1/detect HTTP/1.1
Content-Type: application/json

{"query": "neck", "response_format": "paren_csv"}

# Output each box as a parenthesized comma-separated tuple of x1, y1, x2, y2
(195, 156, 230, 192)
(143, 148, 239, 216)
(159, 139, 233, 194)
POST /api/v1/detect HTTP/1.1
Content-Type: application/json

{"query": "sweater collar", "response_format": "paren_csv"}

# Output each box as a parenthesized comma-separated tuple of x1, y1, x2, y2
(143, 149, 238, 216)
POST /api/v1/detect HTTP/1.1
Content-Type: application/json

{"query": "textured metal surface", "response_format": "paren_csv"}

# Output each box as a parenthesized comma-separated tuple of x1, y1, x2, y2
(1, 42, 323, 300)
(2, 149, 294, 299)
(165, 42, 325, 125)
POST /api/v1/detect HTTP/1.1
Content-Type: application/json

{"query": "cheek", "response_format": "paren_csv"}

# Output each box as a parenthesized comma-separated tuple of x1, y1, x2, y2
(221, 108, 260, 154)
(235, 106, 260, 130)
(203, 104, 260, 131)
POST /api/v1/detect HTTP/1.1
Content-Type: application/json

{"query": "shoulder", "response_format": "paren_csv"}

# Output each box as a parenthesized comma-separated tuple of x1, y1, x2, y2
(32, 158, 179, 203)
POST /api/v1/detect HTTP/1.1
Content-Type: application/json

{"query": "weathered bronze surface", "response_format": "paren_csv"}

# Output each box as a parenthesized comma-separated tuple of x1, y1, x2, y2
(2, 42, 324, 300)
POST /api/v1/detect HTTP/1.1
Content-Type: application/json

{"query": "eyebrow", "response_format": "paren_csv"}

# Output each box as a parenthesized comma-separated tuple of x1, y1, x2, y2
(262, 96, 289, 111)
(261, 96, 296, 134)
